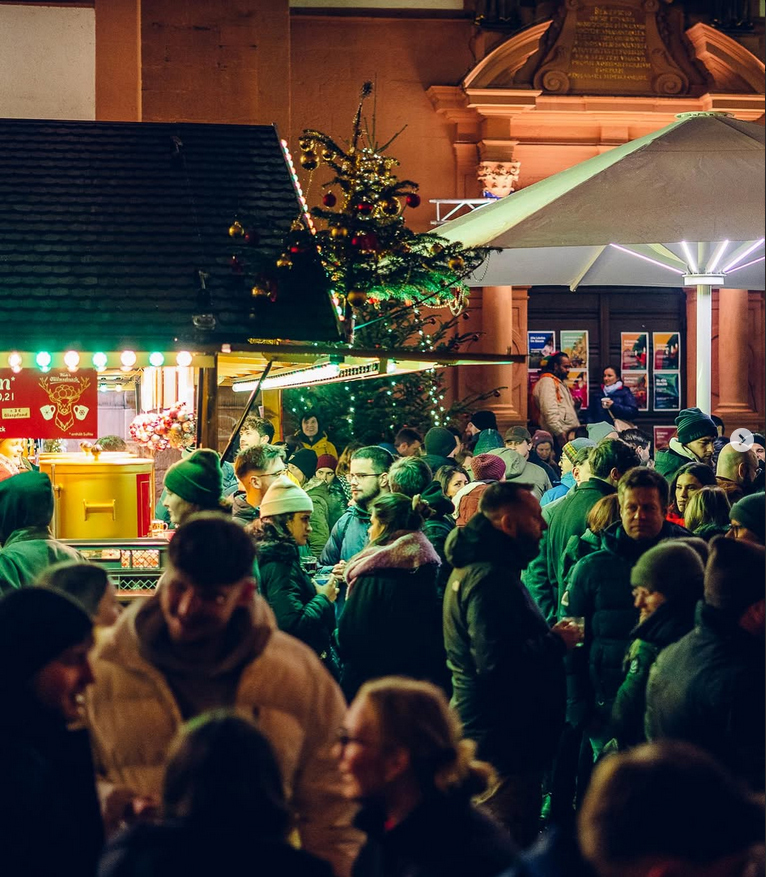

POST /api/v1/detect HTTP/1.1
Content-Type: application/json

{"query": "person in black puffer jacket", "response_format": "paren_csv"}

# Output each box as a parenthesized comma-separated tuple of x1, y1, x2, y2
(562, 468, 689, 759)
(607, 541, 704, 751)
(254, 476, 338, 673)
(337, 493, 447, 701)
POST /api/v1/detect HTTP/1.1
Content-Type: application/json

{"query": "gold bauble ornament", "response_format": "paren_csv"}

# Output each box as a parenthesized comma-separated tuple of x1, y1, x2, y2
(347, 289, 368, 307)
(431, 243, 444, 255)
(448, 255, 465, 271)
(276, 255, 293, 269)
(228, 220, 244, 238)
(251, 284, 270, 298)
(300, 151, 318, 170)
(330, 226, 349, 239)
(322, 149, 335, 161)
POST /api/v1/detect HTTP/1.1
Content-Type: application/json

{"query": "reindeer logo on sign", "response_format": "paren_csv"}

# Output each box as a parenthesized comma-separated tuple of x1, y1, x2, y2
(39, 376, 91, 432)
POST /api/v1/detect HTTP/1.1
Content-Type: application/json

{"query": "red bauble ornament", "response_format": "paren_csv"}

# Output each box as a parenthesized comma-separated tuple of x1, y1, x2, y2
(322, 192, 337, 208)
(289, 243, 307, 255)
(405, 193, 421, 208)
(356, 202, 374, 216)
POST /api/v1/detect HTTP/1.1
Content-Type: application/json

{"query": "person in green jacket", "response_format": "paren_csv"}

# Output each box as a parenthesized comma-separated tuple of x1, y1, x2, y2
(0, 472, 82, 595)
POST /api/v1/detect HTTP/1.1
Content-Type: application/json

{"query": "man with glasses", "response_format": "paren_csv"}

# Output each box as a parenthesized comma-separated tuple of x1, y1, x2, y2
(232, 444, 287, 527)
(319, 447, 392, 604)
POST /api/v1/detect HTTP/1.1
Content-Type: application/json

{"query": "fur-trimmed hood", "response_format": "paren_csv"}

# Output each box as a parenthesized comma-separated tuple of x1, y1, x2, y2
(345, 531, 440, 595)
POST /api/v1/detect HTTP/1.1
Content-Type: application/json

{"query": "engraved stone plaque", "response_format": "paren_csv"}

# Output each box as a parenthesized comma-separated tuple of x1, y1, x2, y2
(532, 0, 692, 96)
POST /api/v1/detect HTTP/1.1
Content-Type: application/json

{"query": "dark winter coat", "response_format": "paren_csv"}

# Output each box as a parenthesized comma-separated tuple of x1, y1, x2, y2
(608, 597, 697, 750)
(587, 385, 639, 425)
(645, 602, 765, 791)
(655, 441, 699, 480)
(352, 793, 517, 877)
(256, 538, 335, 660)
(443, 514, 566, 775)
(304, 478, 333, 559)
(98, 822, 334, 877)
(522, 478, 617, 624)
(337, 532, 446, 701)
(319, 505, 372, 568)
(231, 490, 258, 525)
(0, 700, 104, 877)
(562, 520, 691, 726)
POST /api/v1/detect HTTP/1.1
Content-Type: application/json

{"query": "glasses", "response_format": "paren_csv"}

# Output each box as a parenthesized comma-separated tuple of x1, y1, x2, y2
(348, 472, 380, 482)
(336, 730, 385, 750)
(255, 467, 286, 479)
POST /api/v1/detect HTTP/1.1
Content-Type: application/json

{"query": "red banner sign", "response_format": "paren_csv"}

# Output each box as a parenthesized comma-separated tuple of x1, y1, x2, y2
(0, 369, 98, 439)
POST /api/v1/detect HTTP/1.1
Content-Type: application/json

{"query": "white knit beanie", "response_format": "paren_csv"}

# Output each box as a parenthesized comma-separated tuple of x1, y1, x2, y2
(260, 475, 314, 517)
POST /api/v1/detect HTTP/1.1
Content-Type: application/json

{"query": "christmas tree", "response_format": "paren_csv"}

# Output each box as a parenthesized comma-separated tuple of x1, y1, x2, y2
(280, 83, 501, 446)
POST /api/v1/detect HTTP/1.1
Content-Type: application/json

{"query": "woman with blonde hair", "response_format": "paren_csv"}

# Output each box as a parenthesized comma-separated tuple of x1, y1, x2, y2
(683, 485, 731, 541)
(336, 493, 448, 701)
(339, 677, 517, 877)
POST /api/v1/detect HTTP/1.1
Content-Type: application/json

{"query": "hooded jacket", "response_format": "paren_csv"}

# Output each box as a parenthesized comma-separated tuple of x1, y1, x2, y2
(337, 531, 446, 701)
(297, 432, 338, 460)
(0, 472, 81, 594)
(84, 594, 362, 876)
(319, 504, 372, 568)
(488, 448, 552, 500)
(443, 514, 566, 774)
(562, 519, 691, 724)
(655, 438, 703, 480)
(645, 602, 765, 791)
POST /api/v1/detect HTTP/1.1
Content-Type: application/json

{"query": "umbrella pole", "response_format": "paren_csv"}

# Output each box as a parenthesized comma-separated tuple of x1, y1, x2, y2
(695, 283, 712, 414)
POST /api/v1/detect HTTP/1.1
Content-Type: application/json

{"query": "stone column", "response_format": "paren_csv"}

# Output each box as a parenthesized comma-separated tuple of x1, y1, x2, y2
(480, 285, 518, 432)
(716, 288, 755, 421)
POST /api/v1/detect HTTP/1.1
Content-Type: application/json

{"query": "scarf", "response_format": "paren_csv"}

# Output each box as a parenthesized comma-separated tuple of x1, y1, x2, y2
(345, 530, 440, 596)
(602, 380, 624, 395)
(539, 371, 564, 403)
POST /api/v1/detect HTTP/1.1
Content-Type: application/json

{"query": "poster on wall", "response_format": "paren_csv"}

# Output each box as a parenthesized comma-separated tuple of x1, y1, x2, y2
(528, 370, 542, 397)
(527, 331, 556, 370)
(623, 371, 649, 412)
(560, 330, 589, 369)
(621, 332, 648, 372)
(653, 425, 677, 451)
(0, 369, 98, 439)
(654, 372, 681, 411)
(566, 371, 589, 410)
(653, 332, 681, 371)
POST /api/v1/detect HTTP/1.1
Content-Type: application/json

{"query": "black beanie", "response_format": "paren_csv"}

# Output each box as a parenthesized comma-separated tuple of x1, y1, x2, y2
(729, 493, 765, 544)
(704, 536, 765, 617)
(290, 448, 318, 481)
(36, 561, 110, 618)
(425, 427, 457, 459)
(164, 448, 223, 507)
(674, 407, 717, 445)
(0, 588, 92, 693)
(630, 541, 705, 604)
(469, 410, 497, 432)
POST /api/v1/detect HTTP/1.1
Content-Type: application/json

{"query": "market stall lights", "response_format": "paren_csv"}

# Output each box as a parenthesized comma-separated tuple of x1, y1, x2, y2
(233, 362, 342, 392)
(64, 350, 80, 371)
(723, 239, 765, 273)
(149, 352, 165, 367)
(706, 240, 730, 274)
(120, 350, 138, 368)
(608, 245, 685, 275)
(35, 351, 52, 370)
(725, 256, 765, 275)
(680, 241, 697, 274)
(176, 351, 193, 368)
(92, 352, 108, 370)
(7, 352, 22, 369)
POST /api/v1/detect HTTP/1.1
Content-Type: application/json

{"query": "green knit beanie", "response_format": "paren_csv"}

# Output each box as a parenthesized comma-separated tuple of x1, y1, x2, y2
(630, 540, 704, 604)
(164, 448, 223, 507)
(674, 407, 717, 445)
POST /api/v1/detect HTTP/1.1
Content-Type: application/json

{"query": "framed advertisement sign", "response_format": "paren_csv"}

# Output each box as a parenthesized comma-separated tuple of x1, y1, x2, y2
(653, 372, 681, 412)
(653, 425, 677, 451)
(0, 369, 98, 439)
(527, 331, 555, 370)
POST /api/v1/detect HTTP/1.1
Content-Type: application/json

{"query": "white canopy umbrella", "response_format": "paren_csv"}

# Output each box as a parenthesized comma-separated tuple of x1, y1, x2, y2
(437, 112, 765, 413)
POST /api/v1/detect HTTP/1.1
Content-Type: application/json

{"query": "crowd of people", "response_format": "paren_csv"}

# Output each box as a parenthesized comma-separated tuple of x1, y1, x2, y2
(0, 382, 764, 877)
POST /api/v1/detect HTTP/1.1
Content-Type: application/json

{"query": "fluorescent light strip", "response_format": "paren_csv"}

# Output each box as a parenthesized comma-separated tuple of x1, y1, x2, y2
(706, 240, 730, 274)
(609, 244, 685, 275)
(680, 241, 697, 274)
(722, 238, 765, 273)
(233, 363, 341, 392)
(725, 255, 766, 275)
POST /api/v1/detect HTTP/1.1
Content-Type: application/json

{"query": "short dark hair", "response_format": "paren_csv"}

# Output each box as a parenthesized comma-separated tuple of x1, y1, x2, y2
(233, 444, 285, 480)
(579, 741, 764, 871)
(602, 365, 621, 379)
(300, 409, 321, 426)
(479, 481, 536, 516)
(352, 445, 394, 474)
(617, 466, 669, 507)
(590, 439, 641, 480)
(395, 428, 423, 447)
(617, 428, 651, 451)
(388, 457, 432, 498)
(163, 710, 290, 839)
(241, 415, 275, 442)
(168, 513, 255, 588)
(542, 351, 568, 373)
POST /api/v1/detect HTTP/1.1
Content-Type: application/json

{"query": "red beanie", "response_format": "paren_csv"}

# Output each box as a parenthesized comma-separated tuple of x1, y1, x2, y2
(316, 454, 338, 472)
(471, 453, 506, 482)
